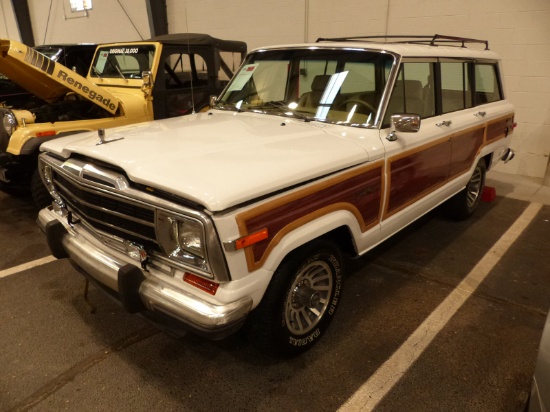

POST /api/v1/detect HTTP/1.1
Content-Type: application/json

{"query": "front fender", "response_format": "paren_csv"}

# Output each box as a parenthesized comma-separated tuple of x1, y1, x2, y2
(261, 209, 367, 273)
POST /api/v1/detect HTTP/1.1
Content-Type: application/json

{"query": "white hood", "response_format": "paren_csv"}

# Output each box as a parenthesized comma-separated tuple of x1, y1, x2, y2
(40, 111, 371, 211)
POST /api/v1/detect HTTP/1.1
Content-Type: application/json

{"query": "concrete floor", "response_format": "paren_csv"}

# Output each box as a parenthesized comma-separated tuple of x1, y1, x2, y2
(1, 171, 549, 412)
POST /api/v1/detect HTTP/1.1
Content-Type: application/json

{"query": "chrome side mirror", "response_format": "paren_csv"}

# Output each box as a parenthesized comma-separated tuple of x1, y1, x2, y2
(142, 71, 152, 87)
(210, 95, 218, 108)
(141, 71, 153, 98)
(387, 114, 421, 141)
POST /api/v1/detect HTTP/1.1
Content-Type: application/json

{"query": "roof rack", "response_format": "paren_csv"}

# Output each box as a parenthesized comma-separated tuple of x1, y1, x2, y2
(315, 34, 490, 50)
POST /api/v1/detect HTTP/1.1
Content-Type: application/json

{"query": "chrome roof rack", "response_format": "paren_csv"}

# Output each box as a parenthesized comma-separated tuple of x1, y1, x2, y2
(315, 34, 490, 50)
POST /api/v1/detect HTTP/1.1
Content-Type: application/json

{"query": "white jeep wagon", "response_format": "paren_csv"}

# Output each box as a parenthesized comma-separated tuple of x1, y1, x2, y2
(37, 35, 515, 356)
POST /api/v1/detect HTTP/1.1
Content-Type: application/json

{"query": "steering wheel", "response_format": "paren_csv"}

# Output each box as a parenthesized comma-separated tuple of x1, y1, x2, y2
(340, 99, 376, 114)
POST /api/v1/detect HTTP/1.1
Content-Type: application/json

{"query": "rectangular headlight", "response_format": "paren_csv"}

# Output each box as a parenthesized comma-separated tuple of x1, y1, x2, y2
(156, 211, 208, 272)
(171, 218, 204, 259)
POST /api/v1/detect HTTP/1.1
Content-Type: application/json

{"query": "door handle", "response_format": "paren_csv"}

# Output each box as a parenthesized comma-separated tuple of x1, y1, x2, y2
(436, 120, 452, 127)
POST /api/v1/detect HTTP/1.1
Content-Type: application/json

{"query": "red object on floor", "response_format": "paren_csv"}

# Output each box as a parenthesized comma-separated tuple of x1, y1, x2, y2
(482, 186, 496, 202)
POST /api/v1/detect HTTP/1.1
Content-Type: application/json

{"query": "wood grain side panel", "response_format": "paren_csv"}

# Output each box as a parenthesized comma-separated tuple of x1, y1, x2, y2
(236, 162, 383, 271)
(386, 139, 451, 215)
(486, 114, 514, 142)
(449, 126, 485, 178)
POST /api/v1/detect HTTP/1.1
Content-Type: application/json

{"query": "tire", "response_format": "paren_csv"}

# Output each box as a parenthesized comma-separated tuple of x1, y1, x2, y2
(31, 168, 53, 210)
(247, 239, 344, 356)
(445, 159, 486, 220)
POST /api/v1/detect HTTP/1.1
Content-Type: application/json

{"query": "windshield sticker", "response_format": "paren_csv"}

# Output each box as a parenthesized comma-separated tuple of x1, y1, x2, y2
(109, 47, 139, 54)
(227, 64, 258, 91)
(95, 51, 109, 73)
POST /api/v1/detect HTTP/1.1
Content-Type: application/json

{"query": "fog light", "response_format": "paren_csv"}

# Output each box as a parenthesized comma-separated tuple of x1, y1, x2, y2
(125, 241, 148, 265)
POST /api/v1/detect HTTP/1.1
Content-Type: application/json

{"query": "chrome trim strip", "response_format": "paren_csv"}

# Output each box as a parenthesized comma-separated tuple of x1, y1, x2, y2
(38, 207, 251, 331)
(55, 179, 155, 229)
(140, 279, 252, 329)
(39, 153, 231, 282)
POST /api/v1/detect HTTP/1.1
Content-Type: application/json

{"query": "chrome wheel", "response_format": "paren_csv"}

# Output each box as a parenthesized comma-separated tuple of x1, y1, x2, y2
(285, 260, 334, 335)
(247, 239, 343, 356)
(444, 159, 486, 220)
(466, 166, 483, 208)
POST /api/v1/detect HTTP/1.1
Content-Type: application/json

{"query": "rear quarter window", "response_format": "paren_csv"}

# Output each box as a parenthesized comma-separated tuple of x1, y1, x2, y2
(475, 64, 502, 104)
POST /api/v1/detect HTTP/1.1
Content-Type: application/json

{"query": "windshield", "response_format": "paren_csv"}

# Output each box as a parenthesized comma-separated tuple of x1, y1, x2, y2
(90, 45, 156, 79)
(218, 48, 394, 127)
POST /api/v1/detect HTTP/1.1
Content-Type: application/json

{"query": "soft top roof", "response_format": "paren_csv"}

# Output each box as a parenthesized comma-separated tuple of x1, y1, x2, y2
(149, 33, 246, 53)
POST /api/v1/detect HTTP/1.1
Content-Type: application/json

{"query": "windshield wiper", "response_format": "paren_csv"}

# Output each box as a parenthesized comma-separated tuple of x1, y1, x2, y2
(115, 66, 127, 82)
(249, 100, 311, 122)
(92, 66, 103, 78)
(251, 101, 289, 111)
(253, 101, 312, 122)
(214, 102, 245, 113)
(288, 110, 312, 122)
(215, 101, 312, 122)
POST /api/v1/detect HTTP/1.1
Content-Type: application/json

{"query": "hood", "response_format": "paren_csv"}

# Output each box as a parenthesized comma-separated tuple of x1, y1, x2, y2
(41, 111, 370, 211)
(0, 39, 118, 114)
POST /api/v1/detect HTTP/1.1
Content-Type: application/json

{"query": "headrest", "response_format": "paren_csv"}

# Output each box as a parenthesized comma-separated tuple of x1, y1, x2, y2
(393, 79, 423, 99)
(311, 74, 331, 92)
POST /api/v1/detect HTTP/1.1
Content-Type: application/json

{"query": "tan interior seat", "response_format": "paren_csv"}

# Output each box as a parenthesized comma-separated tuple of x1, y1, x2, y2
(298, 74, 331, 109)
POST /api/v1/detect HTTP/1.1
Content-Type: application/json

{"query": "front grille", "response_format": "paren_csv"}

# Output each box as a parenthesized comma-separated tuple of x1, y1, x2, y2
(53, 169, 159, 250)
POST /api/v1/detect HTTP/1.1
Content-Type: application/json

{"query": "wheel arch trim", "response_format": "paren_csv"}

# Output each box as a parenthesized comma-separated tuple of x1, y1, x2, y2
(253, 208, 366, 273)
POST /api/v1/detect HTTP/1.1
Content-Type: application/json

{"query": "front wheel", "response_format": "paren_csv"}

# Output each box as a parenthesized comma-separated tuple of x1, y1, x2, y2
(445, 159, 486, 220)
(247, 239, 344, 356)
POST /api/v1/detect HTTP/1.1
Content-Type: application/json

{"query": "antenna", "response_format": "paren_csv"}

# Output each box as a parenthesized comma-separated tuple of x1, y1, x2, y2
(185, 8, 196, 114)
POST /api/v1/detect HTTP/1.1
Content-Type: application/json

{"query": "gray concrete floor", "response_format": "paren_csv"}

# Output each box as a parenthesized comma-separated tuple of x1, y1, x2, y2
(487, 170, 550, 205)
(1, 172, 549, 412)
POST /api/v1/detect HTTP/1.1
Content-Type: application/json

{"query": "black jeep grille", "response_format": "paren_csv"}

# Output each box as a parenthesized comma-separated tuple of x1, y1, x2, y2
(53, 170, 159, 250)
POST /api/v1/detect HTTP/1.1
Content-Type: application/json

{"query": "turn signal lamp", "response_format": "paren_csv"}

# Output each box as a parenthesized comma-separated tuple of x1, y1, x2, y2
(235, 229, 268, 250)
(37, 130, 56, 137)
(183, 272, 219, 295)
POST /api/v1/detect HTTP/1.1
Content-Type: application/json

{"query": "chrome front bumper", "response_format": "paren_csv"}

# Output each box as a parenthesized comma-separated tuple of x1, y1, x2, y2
(37, 207, 252, 339)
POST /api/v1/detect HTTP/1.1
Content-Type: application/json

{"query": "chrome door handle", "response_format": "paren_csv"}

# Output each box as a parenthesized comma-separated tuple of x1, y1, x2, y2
(436, 120, 452, 127)
(475, 111, 487, 118)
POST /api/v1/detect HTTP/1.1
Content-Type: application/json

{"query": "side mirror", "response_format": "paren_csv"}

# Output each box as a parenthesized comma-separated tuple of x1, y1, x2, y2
(387, 114, 421, 141)
(141, 71, 153, 98)
(142, 71, 152, 87)
(209, 95, 218, 108)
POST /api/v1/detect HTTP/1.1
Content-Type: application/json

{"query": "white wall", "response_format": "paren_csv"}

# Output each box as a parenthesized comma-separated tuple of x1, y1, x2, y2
(0, 0, 20, 41)
(167, 0, 307, 50)
(166, 0, 550, 180)
(0, 0, 548, 180)
(28, 0, 150, 44)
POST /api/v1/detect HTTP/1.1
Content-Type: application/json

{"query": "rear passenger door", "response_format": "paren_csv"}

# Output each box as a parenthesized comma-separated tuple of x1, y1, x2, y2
(380, 60, 452, 227)
(379, 57, 509, 238)
(438, 60, 486, 180)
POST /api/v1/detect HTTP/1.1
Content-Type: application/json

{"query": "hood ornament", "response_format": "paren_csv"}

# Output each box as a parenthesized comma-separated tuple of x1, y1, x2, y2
(96, 128, 124, 146)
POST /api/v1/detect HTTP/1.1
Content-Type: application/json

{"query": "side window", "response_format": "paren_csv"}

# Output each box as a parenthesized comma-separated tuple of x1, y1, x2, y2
(164, 52, 209, 89)
(384, 62, 435, 125)
(440, 62, 472, 114)
(475, 64, 502, 104)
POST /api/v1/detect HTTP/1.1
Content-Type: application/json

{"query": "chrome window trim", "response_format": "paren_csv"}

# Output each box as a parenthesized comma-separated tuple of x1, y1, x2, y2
(219, 45, 401, 130)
